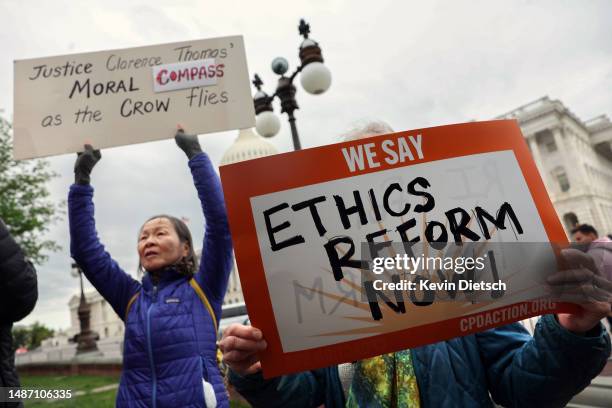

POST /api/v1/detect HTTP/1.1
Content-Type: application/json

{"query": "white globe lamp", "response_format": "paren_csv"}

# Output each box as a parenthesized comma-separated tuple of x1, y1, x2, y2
(300, 62, 332, 95)
(255, 110, 281, 138)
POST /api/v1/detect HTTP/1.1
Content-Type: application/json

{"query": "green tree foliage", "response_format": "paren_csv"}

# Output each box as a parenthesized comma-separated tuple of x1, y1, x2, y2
(12, 322, 55, 350)
(11, 325, 30, 350)
(29, 321, 56, 349)
(0, 116, 62, 264)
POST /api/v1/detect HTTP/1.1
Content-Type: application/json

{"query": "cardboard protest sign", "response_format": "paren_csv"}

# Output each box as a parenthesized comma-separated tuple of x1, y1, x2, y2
(13, 36, 254, 160)
(220, 120, 579, 378)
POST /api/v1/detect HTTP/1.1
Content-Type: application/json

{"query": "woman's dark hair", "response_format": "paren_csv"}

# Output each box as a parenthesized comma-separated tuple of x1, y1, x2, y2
(138, 214, 198, 279)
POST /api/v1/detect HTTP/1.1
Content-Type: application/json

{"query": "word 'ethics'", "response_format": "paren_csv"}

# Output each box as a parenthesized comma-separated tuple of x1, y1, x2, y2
(341, 134, 424, 172)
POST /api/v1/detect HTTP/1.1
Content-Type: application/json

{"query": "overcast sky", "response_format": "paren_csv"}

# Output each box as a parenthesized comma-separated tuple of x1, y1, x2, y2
(1, 0, 611, 330)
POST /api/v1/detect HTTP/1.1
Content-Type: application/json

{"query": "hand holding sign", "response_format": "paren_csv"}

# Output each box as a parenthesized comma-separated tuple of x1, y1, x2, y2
(74, 144, 101, 185)
(220, 324, 267, 376)
(548, 248, 612, 333)
(175, 126, 203, 160)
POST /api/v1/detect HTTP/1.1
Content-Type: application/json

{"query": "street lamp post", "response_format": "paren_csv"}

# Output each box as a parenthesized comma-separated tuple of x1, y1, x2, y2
(71, 262, 98, 354)
(253, 19, 332, 151)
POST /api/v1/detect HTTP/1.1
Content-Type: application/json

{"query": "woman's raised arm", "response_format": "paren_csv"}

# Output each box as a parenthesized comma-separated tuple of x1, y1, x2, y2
(175, 129, 233, 310)
(68, 145, 141, 320)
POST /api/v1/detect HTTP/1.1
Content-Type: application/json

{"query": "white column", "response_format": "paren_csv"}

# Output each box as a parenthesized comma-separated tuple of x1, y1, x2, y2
(552, 127, 566, 154)
(557, 127, 591, 195)
(528, 135, 552, 194)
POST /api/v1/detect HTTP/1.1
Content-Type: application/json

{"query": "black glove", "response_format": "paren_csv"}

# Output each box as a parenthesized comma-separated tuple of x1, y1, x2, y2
(175, 129, 203, 160)
(74, 144, 101, 185)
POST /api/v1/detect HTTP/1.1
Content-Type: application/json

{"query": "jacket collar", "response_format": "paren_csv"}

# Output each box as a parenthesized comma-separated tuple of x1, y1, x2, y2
(142, 266, 185, 292)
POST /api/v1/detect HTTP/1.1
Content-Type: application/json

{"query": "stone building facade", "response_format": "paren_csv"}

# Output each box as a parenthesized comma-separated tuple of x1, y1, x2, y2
(498, 96, 612, 237)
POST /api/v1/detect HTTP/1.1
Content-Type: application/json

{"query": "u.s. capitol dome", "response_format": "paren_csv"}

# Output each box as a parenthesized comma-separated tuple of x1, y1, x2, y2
(220, 128, 279, 165)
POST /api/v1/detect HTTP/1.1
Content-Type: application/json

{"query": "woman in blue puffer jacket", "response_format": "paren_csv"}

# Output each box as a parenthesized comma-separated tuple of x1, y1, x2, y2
(68, 129, 233, 407)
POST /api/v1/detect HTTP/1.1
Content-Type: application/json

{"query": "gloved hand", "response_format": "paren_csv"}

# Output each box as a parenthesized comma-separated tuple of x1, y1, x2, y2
(74, 144, 101, 185)
(175, 127, 203, 160)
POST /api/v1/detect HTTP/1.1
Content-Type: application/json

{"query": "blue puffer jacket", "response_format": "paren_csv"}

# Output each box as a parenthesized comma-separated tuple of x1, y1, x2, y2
(229, 315, 611, 407)
(68, 153, 233, 408)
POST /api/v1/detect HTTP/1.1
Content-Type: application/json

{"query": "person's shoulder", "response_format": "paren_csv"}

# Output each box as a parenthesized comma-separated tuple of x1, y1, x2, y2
(0, 222, 19, 261)
(591, 237, 612, 251)
(0, 218, 10, 240)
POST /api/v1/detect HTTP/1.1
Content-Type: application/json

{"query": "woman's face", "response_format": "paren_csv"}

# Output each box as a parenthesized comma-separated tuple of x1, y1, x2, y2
(138, 218, 189, 272)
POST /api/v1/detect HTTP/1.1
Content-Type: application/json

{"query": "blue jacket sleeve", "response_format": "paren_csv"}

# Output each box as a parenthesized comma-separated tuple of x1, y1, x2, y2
(228, 369, 326, 408)
(189, 153, 233, 314)
(477, 314, 611, 407)
(68, 184, 141, 320)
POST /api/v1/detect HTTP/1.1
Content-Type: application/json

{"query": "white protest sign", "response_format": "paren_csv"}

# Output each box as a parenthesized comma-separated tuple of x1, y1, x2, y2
(13, 36, 254, 160)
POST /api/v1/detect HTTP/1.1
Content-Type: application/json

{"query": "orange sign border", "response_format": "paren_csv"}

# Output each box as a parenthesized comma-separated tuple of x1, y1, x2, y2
(220, 120, 576, 378)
